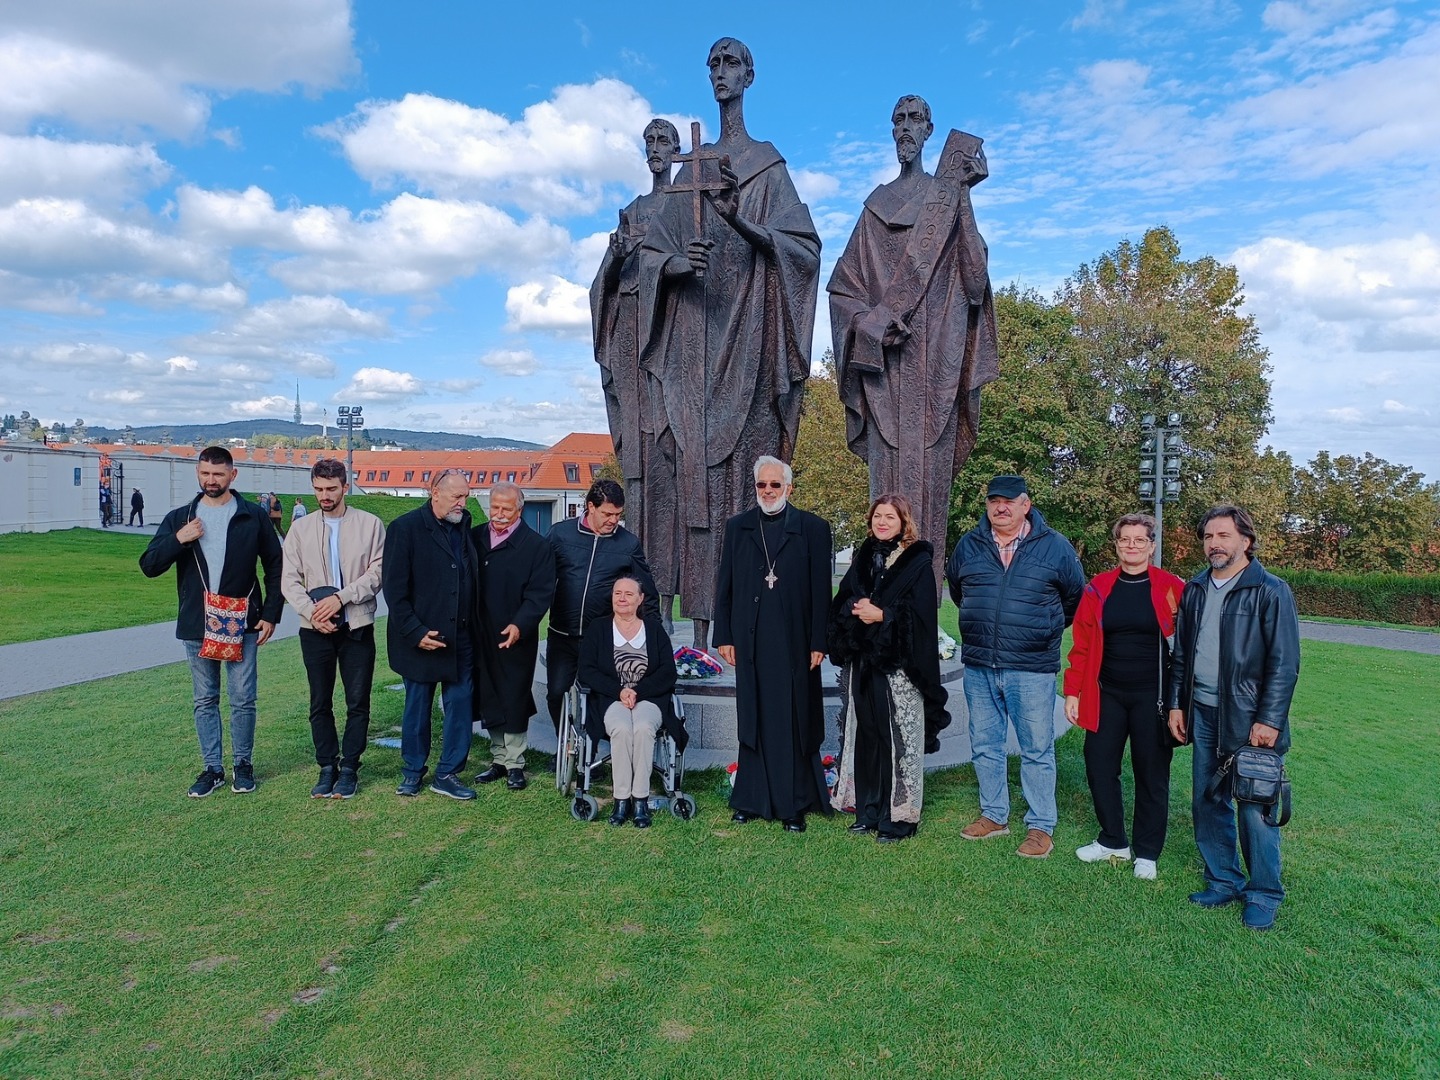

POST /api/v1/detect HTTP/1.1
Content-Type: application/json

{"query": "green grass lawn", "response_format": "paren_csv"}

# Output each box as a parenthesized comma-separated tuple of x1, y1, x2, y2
(0, 531, 170, 645)
(0, 635, 1435, 1078)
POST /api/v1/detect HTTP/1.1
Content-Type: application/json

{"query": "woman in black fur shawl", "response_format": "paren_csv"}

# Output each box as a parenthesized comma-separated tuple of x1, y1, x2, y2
(827, 495, 951, 841)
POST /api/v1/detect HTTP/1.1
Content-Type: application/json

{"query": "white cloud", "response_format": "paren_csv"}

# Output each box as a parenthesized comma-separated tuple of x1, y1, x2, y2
(0, 134, 169, 204)
(338, 366, 424, 402)
(0, 197, 221, 280)
(320, 81, 696, 215)
(228, 295, 389, 343)
(166, 355, 197, 372)
(791, 168, 841, 205)
(1326, 406, 1364, 422)
(504, 275, 590, 336)
(230, 394, 295, 418)
(479, 348, 540, 376)
(0, 1, 355, 136)
(97, 279, 247, 312)
(1382, 399, 1424, 414)
(178, 185, 571, 293)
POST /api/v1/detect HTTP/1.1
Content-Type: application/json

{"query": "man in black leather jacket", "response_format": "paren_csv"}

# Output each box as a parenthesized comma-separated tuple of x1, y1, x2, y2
(1167, 505, 1300, 931)
(545, 480, 658, 730)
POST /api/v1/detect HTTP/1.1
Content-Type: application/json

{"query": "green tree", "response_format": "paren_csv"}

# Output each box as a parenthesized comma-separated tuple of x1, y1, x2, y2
(791, 351, 872, 553)
(952, 229, 1281, 574)
(1284, 452, 1440, 573)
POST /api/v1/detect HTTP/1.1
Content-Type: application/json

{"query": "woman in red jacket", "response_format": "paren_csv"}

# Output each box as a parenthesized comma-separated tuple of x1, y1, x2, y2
(1063, 513, 1185, 880)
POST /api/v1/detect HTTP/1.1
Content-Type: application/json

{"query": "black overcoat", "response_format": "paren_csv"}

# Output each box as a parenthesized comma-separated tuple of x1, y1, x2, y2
(577, 614, 687, 752)
(713, 505, 832, 755)
(471, 520, 555, 733)
(382, 504, 481, 684)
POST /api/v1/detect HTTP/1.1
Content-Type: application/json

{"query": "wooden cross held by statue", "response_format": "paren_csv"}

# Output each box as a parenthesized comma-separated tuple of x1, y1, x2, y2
(666, 122, 730, 280)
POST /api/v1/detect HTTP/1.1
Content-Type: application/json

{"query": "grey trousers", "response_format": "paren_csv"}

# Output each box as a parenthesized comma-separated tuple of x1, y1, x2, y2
(603, 700, 662, 800)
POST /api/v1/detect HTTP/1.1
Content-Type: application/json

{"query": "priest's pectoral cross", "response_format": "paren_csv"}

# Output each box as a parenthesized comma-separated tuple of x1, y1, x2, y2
(765, 568, 778, 590)
(666, 122, 730, 280)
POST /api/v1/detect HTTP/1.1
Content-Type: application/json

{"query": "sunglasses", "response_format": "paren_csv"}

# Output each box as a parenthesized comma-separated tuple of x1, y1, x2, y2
(755, 481, 785, 490)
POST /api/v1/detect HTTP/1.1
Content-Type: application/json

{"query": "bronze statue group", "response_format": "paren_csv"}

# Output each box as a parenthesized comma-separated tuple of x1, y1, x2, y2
(142, 37, 1301, 932)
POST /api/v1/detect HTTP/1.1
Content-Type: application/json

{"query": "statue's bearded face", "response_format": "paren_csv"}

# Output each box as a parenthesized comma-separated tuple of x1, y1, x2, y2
(892, 97, 933, 165)
(644, 124, 678, 176)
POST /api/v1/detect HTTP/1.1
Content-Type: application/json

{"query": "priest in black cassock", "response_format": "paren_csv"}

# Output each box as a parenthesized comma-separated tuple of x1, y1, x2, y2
(713, 456, 833, 831)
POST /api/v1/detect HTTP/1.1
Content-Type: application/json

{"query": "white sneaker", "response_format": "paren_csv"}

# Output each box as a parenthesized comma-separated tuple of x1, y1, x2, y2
(1075, 841, 1132, 863)
(1134, 858, 1158, 880)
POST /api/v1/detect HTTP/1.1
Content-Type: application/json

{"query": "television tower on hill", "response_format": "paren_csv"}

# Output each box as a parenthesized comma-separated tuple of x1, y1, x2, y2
(293, 383, 302, 425)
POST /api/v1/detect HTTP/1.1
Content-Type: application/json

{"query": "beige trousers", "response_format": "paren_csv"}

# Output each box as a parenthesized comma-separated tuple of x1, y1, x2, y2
(603, 700, 662, 800)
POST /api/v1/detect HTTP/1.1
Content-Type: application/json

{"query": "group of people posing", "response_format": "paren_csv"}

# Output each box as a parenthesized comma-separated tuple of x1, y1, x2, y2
(140, 448, 1300, 931)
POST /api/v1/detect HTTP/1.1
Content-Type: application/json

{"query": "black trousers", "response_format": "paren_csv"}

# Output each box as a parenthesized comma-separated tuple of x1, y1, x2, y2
(852, 675, 916, 838)
(545, 630, 580, 731)
(1083, 682, 1173, 860)
(129, 508, 144, 526)
(299, 625, 375, 769)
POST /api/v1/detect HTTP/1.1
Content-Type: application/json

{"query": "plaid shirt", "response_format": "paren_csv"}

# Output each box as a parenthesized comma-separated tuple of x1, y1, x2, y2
(993, 519, 1032, 569)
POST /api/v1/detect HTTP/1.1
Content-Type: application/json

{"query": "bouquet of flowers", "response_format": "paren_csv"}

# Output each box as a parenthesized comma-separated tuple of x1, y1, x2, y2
(938, 628, 957, 661)
(674, 646, 724, 679)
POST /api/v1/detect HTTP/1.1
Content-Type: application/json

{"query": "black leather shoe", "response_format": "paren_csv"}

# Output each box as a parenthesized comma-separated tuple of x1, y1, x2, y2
(730, 810, 754, 824)
(633, 798, 653, 828)
(782, 816, 807, 833)
(877, 831, 913, 844)
(473, 763, 506, 784)
(609, 798, 633, 826)
(848, 821, 876, 834)
(506, 768, 527, 790)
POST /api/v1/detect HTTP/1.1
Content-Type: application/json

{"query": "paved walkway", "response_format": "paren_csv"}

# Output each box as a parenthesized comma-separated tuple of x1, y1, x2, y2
(1, 615, 1432, 703)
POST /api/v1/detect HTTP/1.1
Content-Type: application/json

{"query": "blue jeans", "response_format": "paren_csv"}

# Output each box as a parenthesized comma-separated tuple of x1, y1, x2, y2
(183, 635, 258, 771)
(1190, 701, 1284, 911)
(962, 667, 1059, 833)
(400, 633, 474, 781)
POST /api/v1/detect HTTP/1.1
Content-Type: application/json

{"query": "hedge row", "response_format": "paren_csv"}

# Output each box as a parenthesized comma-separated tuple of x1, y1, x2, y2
(1271, 568, 1440, 627)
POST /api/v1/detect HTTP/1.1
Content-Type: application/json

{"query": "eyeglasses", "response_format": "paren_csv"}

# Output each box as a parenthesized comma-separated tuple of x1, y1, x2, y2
(755, 482, 785, 490)
(1115, 538, 1153, 547)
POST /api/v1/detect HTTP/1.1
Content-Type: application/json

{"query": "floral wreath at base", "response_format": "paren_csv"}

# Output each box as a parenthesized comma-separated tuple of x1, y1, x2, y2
(674, 646, 724, 679)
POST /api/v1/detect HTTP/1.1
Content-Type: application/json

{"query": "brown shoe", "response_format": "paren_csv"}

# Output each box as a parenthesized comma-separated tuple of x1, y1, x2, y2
(1016, 829, 1054, 859)
(960, 816, 1011, 841)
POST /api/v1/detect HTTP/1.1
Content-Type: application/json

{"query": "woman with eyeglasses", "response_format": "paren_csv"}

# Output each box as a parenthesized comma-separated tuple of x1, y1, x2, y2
(1062, 513, 1186, 879)
(826, 495, 949, 842)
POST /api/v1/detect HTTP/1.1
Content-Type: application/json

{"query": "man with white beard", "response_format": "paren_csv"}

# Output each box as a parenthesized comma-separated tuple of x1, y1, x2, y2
(382, 470, 482, 800)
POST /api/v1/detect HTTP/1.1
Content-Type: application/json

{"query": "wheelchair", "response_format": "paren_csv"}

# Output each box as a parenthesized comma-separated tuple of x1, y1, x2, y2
(554, 681, 697, 822)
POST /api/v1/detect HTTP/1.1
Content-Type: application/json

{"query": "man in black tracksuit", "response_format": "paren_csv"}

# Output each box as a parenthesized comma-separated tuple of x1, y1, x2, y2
(545, 479, 658, 729)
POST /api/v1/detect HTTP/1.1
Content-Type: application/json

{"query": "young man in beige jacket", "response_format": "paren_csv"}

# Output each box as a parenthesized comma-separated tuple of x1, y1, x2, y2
(281, 459, 385, 798)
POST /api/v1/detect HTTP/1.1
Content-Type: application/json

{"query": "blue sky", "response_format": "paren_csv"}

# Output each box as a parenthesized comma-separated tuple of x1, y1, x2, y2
(2, 0, 1437, 479)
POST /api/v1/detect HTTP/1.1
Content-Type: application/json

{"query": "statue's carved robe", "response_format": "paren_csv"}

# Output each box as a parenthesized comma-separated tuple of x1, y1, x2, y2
(591, 189, 681, 595)
(642, 138, 821, 621)
(828, 146, 999, 599)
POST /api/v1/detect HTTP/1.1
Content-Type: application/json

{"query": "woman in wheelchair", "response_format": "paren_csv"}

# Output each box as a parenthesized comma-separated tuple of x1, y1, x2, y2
(578, 575, 678, 827)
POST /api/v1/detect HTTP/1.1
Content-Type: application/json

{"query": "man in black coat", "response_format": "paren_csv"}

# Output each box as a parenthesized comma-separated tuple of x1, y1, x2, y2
(1167, 505, 1300, 931)
(471, 482, 555, 791)
(714, 456, 833, 832)
(383, 469, 482, 800)
(140, 446, 283, 797)
(129, 487, 145, 527)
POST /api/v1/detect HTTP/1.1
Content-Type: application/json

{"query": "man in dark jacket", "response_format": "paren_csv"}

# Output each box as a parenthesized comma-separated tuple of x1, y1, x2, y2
(129, 487, 144, 527)
(383, 469, 482, 800)
(1167, 505, 1300, 931)
(946, 475, 1084, 858)
(544, 478, 657, 730)
(471, 483, 555, 790)
(140, 446, 283, 797)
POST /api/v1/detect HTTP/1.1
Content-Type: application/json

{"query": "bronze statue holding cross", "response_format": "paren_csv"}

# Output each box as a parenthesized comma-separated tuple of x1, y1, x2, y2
(634, 36, 822, 652)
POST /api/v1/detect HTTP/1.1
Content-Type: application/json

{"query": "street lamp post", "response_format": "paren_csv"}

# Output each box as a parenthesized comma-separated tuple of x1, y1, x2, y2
(1138, 412, 1183, 565)
(337, 405, 364, 485)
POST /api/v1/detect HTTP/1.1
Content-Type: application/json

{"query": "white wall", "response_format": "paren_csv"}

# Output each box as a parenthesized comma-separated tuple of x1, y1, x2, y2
(0, 445, 312, 534)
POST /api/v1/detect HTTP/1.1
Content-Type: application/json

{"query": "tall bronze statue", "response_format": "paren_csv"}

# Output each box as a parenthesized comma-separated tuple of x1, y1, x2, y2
(591, 118, 683, 622)
(640, 37, 822, 651)
(828, 95, 999, 598)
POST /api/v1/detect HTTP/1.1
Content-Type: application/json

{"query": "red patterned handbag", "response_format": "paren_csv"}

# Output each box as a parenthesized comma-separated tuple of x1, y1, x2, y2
(200, 591, 249, 661)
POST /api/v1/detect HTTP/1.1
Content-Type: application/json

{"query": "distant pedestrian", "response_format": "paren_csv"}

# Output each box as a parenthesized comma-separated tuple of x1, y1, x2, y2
(281, 459, 385, 799)
(291, 498, 308, 526)
(139, 446, 283, 798)
(99, 484, 112, 527)
(266, 493, 283, 534)
(129, 487, 145, 527)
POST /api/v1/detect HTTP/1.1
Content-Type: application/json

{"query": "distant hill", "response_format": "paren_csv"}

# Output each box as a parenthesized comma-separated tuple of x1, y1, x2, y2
(84, 419, 545, 452)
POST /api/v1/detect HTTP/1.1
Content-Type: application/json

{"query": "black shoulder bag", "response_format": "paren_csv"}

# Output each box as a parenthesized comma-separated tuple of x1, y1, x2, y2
(1206, 745, 1292, 827)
